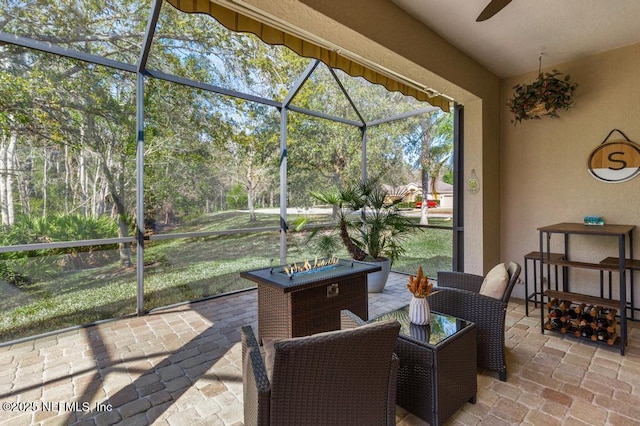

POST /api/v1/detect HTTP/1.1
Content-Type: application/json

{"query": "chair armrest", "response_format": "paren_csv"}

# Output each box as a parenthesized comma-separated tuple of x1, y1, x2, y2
(428, 288, 507, 373)
(437, 271, 484, 293)
(429, 287, 507, 329)
(241, 325, 271, 426)
(386, 353, 399, 426)
(341, 309, 367, 329)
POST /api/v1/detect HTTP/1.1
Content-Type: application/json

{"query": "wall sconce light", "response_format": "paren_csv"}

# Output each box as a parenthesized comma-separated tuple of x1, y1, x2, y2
(467, 169, 480, 194)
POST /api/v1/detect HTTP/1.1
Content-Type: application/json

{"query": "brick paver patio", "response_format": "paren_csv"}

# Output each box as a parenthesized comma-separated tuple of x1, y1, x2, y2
(1, 272, 639, 425)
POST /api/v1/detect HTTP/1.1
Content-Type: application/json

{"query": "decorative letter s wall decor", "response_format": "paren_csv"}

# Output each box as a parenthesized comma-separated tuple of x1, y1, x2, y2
(588, 129, 640, 183)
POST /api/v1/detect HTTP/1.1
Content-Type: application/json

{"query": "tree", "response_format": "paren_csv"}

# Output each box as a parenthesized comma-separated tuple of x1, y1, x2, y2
(221, 102, 279, 222)
(404, 112, 453, 225)
(0, 0, 451, 259)
(286, 66, 420, 207)
(0, 62, 64, 227)
(0, 1, 146, 265)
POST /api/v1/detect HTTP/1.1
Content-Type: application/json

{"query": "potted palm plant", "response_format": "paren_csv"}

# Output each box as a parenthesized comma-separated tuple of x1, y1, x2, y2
(305, 177, 417, 292)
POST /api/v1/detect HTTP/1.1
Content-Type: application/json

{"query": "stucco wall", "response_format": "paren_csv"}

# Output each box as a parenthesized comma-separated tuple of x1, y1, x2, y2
(232, 0, 503, 273)
(501, 42, 640, 304)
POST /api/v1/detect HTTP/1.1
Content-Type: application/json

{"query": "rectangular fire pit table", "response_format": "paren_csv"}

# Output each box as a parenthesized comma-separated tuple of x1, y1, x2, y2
(240, 258, 381, 341)
(371, 306, 477, 426)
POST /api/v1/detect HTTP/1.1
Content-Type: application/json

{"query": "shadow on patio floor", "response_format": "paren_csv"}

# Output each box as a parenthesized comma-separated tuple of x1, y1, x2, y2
(1, 271, 639, 425)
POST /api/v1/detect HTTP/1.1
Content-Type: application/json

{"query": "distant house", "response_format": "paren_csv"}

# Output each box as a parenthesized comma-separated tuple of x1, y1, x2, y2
(384, 181, 453, 205)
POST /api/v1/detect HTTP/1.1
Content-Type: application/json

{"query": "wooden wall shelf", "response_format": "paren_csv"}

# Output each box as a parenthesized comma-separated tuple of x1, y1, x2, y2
(600, 257, 640, 271)
(544, 259, 623, 272)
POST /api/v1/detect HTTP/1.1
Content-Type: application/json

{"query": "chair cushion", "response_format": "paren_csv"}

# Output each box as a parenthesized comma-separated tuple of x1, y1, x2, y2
(261, 337, 283, 380)
(480, 263, 509, 299)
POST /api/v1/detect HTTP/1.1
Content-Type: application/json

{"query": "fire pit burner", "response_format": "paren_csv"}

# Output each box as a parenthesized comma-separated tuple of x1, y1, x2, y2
(280, 256, 343, 278)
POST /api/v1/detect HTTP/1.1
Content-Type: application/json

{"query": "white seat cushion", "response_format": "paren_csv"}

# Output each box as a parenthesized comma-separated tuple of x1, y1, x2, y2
(480, 263, 509, 299)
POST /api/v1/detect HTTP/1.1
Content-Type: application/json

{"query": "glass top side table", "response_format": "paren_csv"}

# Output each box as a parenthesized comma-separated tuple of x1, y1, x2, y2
(372, 305, 477, 426)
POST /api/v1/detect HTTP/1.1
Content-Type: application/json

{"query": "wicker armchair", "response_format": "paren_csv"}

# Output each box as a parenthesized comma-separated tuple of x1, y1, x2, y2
(429, 261, 521, 381)
(241, 318, 401, 426)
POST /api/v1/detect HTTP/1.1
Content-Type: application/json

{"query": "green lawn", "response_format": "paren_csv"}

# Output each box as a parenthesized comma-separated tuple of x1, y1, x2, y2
(0, 211, 452, 343)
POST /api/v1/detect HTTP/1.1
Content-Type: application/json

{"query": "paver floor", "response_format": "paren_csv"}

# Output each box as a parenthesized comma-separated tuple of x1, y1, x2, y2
(1, 272, 639, 425)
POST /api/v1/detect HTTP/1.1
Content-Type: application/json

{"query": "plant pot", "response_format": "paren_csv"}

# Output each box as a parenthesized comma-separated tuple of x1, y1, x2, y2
(362, 257, 391, 293)
(409, 296, 431, 325)
(526, 102, 555, 118)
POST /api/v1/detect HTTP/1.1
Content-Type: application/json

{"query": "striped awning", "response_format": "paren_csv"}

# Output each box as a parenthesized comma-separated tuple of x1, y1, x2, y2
(166, 0, 450, 112)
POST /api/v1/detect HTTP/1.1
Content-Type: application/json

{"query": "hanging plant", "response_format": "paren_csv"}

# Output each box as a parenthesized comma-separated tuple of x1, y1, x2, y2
(507, 69, 578, 125)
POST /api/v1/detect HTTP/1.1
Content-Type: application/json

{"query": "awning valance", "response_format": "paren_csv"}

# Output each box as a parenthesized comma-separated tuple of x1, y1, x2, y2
(166, 0, 450, 112)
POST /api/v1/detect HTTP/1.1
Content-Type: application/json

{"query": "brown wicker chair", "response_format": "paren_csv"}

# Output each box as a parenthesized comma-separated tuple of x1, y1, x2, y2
(429, 261, 521, 381)
(241, 318, 401, 426)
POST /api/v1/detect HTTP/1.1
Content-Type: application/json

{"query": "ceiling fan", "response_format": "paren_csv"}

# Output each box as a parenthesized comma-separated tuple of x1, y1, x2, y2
(476, 0, 512, 21)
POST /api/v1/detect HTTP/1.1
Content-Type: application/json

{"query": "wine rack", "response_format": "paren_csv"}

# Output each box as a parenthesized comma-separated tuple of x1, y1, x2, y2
(544, 296, 619, 346)
(538, 222, 634, 355)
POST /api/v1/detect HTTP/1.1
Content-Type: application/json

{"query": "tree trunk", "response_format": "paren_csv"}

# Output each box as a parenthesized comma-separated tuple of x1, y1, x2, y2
(64, 144, 70, 214)
(419, 120, 433, 226)
(0, 130, 17, 227)
(42, 146, 48, 217)
(16, 149, 32, 216)
(420, 167, 429, 225)
(79, 147, 89, 217)
(247, 190, 256, 221)
(430, 174, 439, 202)
(246, 151, 257, 222)
(339, 217, 368, 261)
(0, 134, 8, 228)
(91, 161, 104, 217)
(6, 131, 16, 225)
(100, 149, 132, 267)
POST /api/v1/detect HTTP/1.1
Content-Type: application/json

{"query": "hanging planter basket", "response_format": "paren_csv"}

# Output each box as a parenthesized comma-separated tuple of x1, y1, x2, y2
(507, 70, 577, 125)
(525, 102, 555, 118)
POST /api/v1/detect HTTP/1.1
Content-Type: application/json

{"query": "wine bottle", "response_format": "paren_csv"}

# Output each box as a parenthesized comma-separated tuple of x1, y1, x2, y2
(548, 308, 564, 319)
(573, 303, 586, 314)
(552, 318, 563, 329)
(595, 315, 610, 330)
(579, 313, 593, 328)
(546, 298, 558, 308)
(564, 308, 579, 321)
(570, 313, 582, 331)
(596, 328, 609, 341)
(604, 308, 617, 321)
(545, 318, 563, 330)
(581, 325, 594, 339)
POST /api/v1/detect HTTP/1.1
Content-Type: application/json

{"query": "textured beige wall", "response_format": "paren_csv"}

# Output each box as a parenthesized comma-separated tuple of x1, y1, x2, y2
(501, 42, 640, 304)
(232, 0, 503, 273)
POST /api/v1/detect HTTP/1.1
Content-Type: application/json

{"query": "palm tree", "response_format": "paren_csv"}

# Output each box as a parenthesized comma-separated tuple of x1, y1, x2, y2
(406, 112, 453, 225)
(306, 176, 416, 264)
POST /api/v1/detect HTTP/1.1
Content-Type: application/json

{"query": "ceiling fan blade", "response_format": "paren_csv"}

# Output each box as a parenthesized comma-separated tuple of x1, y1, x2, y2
(476, 0, 512, 21)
